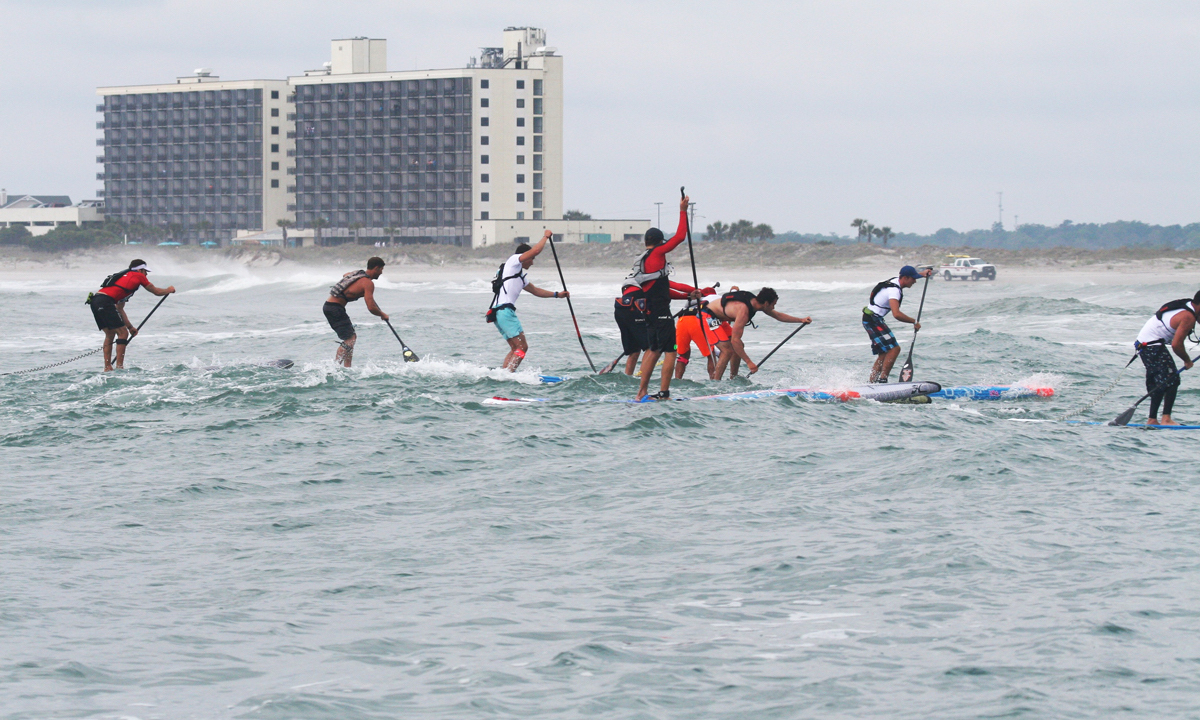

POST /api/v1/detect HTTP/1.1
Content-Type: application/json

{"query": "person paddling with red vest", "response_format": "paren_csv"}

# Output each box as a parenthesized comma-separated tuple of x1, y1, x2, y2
(1132, 291, 1200, 425)
(631, 194, 692, 400)
(87, 259, 175, 372)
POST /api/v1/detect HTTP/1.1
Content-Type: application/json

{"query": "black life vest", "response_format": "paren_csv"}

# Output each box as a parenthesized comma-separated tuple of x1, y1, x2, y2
(485, 257, 526, 322)
(330, 270, 369, 300)
(100, 269, 131, 289)
(868, 279, 901, 314)
(615, 283, 648, 316)
(1156, 298, 1196, 322)
(721, 290, 758, 322)
(628, 249, 673, 316)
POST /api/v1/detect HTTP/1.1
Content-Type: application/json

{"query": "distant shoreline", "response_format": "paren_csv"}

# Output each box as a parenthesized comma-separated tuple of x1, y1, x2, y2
(4, 241, 1200, 271)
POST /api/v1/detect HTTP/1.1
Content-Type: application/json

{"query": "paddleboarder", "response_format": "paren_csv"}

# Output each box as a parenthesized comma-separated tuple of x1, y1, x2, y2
(674, 286, 725, 380)
(323, 257, 389, 368)
(862, 265, 932, 383)
(705, 288, 811, 378)
(632, 195, 691, 400)
(1131, 291, 1200, 426)
(87, 259, 175, 372)
(489, 230, 571, 372)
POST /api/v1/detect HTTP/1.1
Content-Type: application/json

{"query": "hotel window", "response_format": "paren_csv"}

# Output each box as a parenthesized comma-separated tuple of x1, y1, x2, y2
(271, 161, 279, 170)
(533, 117, 543, 133)
(516, 211, 524, 219)
(533, 98, 543, 115)
(533, 173, 542, 189)
(533, 136, 543, 152)
(516, 174, 525, 183)
(481, 155, 489, 164)
(516, 98, 525, 108)
(516, 155, 525, 164)
(481, 192, 489, 201)
(271, 144, 279, 152)
(271, 126, 279, 135)
(271, 108, 279, 117)
(516, 117, 525, 127)
(516, 136, 525, 146)
(533, 192, 542, 208)
(533, 79, 543, 96)
(480, 136, 489, 145)
(481, 211, 489, 219)
(517, 193, 525, 202)
(533, 155, 542, 170)
(480, 79, 489, 89)
(481, 98, 489, 108)
(481, 117, 489, 126)
(271, 179, 279, 188)
(516, 80, 525, 89)
(533, 211, 543, 220)
(271, 90, 279, 99)
(481, 173, 489, 182)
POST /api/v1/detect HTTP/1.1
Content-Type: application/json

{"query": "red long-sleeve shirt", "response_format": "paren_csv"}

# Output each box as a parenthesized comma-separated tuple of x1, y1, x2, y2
(640, 209, 689, 292)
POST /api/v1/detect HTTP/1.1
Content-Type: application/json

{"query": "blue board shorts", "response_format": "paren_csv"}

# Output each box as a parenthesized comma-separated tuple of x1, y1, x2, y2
(863, 312, 898, 355)
(494, 307, 524, 340)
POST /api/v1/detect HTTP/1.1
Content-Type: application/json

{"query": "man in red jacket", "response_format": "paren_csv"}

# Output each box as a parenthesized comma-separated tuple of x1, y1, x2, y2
(631, 194, 691, 401)
(88, 259, 175, 371)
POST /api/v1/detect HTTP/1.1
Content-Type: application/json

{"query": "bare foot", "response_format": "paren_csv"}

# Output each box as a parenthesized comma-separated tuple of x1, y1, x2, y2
(104, 365, 114, 372)
(1159, 416, 1180, 426)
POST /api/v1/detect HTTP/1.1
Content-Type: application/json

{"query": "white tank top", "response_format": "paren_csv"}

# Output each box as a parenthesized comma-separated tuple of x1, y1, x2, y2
(1136, 304, 1193, 345)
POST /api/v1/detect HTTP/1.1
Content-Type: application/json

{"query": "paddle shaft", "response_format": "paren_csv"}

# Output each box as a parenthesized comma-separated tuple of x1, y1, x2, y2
(756, 323, 809, 370)
(680, 187, 713, 364)
(902, 272, 932, 366)
(384, 318, 419, 361)
(131, 294, 170, 338)
(1114, 360, 1191, 424)
(546, 234, 597, 373)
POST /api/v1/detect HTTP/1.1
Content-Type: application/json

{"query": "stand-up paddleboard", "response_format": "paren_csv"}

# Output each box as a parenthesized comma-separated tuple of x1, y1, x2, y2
(1068, 421, 1200, 430)
(203, 358, 294, 371)
(483, 381, 942, 406)
(538, 375, 568, 384)
(931, 385, 1053, 400)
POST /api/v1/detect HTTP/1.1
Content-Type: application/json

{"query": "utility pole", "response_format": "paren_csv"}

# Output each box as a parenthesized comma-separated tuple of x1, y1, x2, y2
(654, 201, 662, 228)
(997, 191, 1004, 229)
(1014, 214, 1019, 231)
(688, 202, 696, 236)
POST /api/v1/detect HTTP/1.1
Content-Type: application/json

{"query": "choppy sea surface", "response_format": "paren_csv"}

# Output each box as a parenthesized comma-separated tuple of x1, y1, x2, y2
(2, 256, 1199, 719)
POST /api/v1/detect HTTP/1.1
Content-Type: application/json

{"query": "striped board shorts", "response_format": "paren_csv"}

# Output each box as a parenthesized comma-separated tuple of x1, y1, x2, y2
(863, 312, 898, 356)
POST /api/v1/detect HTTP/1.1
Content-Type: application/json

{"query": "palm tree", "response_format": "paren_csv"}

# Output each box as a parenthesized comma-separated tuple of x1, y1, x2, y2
(276, 218, 294, 247)
(348, 222, 364, 245)
(864, 223, 876, 244)
(729, 219, 755, 243)
(705, 220, 730, 242)
(878, 226, 895, 246)
(383, 226, 398, 247)
(563, 210, 592, 220)
(195, 219, 213, 246)
(753, 223, 774, 243)
(167, 222, 183, 244)
(312, 217, 329, 247)
(851, 218, 867, 242)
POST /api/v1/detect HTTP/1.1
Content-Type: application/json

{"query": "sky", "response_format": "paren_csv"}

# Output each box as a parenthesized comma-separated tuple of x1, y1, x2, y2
(3, 0, 1199, 235)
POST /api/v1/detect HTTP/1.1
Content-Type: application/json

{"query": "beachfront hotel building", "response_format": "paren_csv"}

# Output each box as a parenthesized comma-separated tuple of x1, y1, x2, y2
(95, 27, 646, 247)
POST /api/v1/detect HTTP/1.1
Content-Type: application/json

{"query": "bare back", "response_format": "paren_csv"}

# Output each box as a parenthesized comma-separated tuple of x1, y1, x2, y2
(326, 277, 373, 305)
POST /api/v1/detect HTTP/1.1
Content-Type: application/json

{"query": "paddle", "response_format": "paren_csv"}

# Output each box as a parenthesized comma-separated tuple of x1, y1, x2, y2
(598, 352, 626, 375)
(132, 294, 170, 337)
(898, 270, 932, 383)
(680, 187, 713, 365)
(384, 318, 419, 362)
(545, 233, 596, 372)
(755, 322, 810, 371)
(1110, 360, 1191, 426)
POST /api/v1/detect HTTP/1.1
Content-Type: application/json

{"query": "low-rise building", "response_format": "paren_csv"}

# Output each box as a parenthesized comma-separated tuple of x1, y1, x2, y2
(0, 191, 105, 236)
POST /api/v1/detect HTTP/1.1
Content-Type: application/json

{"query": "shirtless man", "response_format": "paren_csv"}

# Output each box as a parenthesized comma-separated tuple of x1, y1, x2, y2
(323, 257, 389, 367)
(705, 287, 811, 377)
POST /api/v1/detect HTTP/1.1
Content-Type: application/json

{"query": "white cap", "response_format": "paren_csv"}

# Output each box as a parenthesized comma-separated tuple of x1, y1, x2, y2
(130, 263, 150, 272)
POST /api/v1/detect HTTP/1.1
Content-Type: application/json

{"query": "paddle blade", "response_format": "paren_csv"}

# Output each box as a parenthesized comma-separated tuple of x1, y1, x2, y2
(1109, 406, 1137, 426)
(598, 353, 625, 375)
(403, 347, 419, 363)
(899, 361, 913, 383)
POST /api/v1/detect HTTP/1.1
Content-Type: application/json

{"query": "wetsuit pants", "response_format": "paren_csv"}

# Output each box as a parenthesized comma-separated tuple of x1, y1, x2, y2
(1139, 343, 1179, 418)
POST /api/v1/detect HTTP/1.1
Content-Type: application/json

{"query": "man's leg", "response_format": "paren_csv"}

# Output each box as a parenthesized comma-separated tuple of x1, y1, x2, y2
(624, 352, 640, 376)
(113, 327, 130, 369)
(102, 328, 116, 371)
(659, 352, 677, 394)
(636, 350, 662, 399)
(336, 334, 356, 367)
(504, 333, 528, 371)
(712, 342, 733, 379)
(674, 349, 689, 379)
(870, 355, 885, 382)
(878, 346, 901, 381)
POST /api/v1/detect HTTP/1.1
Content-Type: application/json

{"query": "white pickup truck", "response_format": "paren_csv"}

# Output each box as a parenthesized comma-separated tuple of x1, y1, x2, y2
(940, 256, 997, 281)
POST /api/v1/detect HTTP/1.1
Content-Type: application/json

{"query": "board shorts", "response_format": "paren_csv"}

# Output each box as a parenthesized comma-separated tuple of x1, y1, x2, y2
(1138, 342, 1179, 394)
(323, 301, 355, 341)
(614, 305, 650, 355)
(493, 306, 524, 340)
(89, 293, 125, 331)
(647, 315, 677, 353)
(863, 312, 898, 356)
(676, 313, 718, 358)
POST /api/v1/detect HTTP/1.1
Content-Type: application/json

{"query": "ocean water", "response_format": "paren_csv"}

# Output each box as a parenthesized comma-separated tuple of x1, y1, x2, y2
(2, 258, 1199, 719)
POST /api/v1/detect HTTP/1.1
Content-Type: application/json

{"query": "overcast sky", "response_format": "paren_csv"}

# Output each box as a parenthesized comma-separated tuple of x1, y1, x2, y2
(3, 0, 1199, 234)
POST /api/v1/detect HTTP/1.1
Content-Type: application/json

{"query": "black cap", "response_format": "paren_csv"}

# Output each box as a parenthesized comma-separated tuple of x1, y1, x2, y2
(644, 228, 664, 246)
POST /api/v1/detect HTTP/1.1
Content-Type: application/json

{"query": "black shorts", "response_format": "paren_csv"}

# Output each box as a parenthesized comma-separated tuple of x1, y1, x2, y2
(323, 301, 355, 341)
(646, 315, 677, 353)
(614, 305, 650, 355)
(1139, 343, 1179, 394)
(90, 294, 124, 331)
